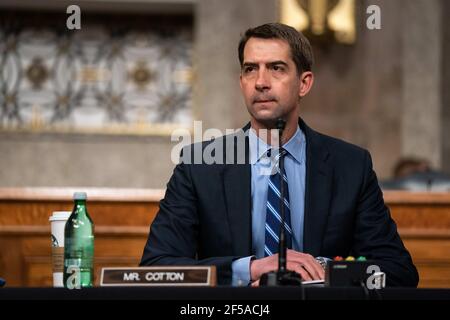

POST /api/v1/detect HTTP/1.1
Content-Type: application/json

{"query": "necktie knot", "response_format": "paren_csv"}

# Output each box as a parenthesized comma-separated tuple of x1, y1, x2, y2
(266, 147, 287, 160)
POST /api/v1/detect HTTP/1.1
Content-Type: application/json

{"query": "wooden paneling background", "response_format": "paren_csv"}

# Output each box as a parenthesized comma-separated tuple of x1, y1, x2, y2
(0, 188, 449, 288)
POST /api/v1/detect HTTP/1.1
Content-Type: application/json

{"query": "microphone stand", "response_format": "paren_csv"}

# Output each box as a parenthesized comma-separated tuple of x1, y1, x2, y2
(260, 119, 303, 286)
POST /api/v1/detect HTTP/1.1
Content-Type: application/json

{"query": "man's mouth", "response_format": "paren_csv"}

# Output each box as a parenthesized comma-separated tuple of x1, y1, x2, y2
(254, 99, 276, 104)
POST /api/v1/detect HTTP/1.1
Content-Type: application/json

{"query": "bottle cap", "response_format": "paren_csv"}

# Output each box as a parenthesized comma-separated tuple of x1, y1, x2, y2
(73, 192, 87, 200)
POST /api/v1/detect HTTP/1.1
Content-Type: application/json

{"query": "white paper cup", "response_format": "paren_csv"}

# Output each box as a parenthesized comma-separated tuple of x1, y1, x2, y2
(49, 211, 71, 287)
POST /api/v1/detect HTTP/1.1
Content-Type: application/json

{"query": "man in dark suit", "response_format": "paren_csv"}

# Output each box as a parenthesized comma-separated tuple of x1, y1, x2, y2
(140, 23, 418, 287)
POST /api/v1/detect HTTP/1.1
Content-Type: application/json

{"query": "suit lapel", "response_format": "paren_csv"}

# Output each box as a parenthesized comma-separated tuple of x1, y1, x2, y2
(222, 128, 252, 256)
(301, 119, 333, 257)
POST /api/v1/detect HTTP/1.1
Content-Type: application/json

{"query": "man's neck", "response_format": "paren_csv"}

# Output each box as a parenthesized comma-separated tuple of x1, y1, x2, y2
(251, 117, 298, 146)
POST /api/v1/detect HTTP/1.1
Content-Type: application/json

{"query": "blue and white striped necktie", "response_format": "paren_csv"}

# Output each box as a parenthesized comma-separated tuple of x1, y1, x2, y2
(264, 148, 293, 257)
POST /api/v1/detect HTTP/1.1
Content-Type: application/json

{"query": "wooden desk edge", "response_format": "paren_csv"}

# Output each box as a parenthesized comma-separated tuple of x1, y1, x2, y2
(0, 187, 165, 202)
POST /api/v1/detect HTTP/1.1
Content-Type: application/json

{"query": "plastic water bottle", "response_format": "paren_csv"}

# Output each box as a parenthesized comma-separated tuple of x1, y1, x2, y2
(63, 192, 94, 288)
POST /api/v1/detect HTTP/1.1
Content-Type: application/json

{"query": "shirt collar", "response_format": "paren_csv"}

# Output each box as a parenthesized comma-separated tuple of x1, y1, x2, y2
(249, 128, 271, 164)
(249, 125, 305, 164)
(283, 125, 305, 164)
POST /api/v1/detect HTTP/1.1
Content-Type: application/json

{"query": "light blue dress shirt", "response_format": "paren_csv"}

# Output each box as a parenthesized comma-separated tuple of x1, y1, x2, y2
(231, 125, 306, 286)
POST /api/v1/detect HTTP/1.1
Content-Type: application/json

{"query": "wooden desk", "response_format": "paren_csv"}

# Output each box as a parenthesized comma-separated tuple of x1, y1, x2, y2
(0, 188, 449, 287)
(0, 188, 163, 287)
(384, 191, 450, 288)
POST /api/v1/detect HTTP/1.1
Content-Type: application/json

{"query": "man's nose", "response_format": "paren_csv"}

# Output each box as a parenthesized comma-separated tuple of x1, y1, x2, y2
(255, 69, 270, 91)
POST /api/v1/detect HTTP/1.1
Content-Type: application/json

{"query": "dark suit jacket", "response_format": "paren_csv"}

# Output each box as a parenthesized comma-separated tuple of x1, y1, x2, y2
(140, 119, 419, 287)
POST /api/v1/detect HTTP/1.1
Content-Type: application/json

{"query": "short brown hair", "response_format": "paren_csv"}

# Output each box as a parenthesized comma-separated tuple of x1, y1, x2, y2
(238, 23, 314, 74)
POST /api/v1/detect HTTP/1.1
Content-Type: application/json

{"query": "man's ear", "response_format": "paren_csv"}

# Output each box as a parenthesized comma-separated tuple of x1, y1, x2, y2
(299, 71, 314, 98)
(239, 73, 243, 91)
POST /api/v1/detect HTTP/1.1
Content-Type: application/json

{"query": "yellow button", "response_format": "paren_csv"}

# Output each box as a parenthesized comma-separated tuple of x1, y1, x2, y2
(345, 256, 355, 261)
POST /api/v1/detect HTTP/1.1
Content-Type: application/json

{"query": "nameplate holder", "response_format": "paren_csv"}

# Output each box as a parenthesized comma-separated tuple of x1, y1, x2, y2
(100, 266, 216, 287)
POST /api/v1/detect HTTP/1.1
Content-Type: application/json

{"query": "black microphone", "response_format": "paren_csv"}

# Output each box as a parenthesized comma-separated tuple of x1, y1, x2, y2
(276, 119, 288, 273)
(260, 119, 302, 286)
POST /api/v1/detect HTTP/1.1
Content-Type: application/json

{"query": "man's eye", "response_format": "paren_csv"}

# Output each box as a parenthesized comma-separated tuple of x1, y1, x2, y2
(244, 67, 255, 73)
(272, 65, 284, 71)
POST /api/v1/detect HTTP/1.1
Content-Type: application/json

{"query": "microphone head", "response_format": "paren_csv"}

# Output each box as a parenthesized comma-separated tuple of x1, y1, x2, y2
(276, 118, 286, 131)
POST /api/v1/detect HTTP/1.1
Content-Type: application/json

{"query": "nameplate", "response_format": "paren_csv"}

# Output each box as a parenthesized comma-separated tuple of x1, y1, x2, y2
(100, 266, 216, 287)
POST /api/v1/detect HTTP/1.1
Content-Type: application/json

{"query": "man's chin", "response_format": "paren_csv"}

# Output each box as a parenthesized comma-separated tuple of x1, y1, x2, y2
(247, 106, 286, 127)
(252, 115, 280, 128)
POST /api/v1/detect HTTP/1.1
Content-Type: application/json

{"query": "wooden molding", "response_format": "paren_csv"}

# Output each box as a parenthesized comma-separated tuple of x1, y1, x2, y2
(1, 188, 449, 204)
(399, 228, 450, 239)
(0, 187, 165, 202)
(0, 225, 149, 236)
(383, 191, 450, 204)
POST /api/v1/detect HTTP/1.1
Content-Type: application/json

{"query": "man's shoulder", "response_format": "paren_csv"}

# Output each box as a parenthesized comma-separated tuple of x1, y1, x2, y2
(310, 128, 369, 164)
(308, 129, 373, 185)
(318, 131, 367, 154)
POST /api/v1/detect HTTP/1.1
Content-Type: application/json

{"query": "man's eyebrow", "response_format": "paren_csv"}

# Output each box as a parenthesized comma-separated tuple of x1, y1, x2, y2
(267, 61, 289, 67)
(242, 61, 289, 67)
